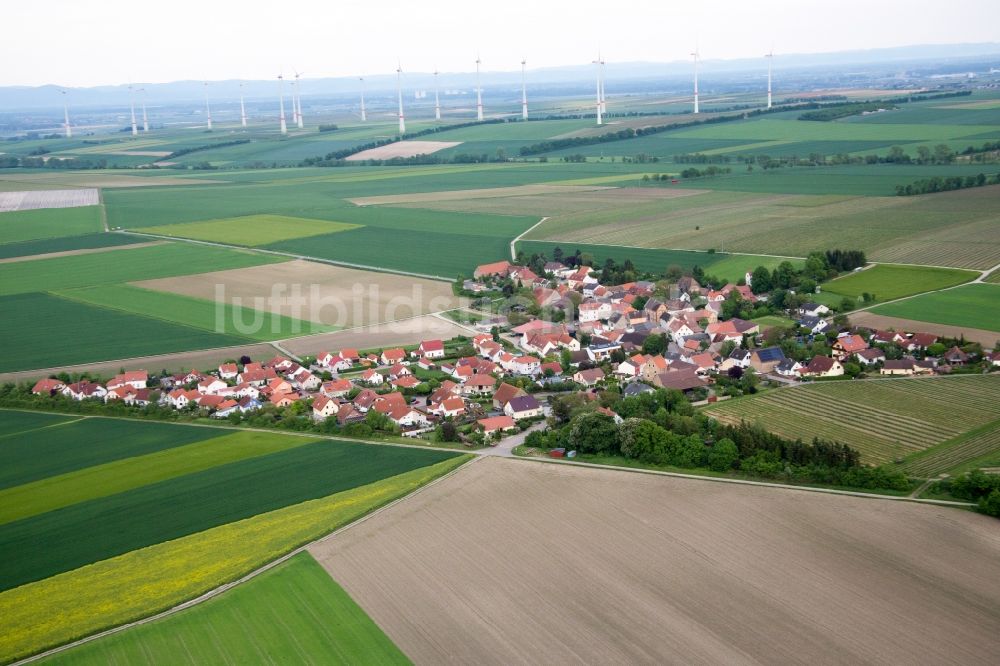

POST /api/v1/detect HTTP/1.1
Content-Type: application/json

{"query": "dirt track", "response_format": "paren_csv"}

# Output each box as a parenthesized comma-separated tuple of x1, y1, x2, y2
(349, 184, 612, 206)
(310, 457, 1000, 665)
(851, 311, 999, 346)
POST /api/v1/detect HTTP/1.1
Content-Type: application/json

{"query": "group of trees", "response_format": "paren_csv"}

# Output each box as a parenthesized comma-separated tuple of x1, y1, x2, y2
(937, 470, 1000, 518)
(166, 139, 249, 160)
(895, 172, 998, 196)
(799, 102, 897, 122)
(679, 166, 731, 179)
(526, 386, 908, 490)
(1, 155, 109, 169)
(673, 153, 732, 164)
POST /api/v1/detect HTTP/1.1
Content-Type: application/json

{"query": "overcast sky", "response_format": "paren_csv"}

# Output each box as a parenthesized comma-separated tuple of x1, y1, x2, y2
(4, 0, 998, 87)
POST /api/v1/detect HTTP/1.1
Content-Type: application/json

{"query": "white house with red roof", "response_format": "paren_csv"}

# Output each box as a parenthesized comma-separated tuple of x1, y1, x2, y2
(107, 370, 148, 390)
(360, 368, 384, 385)
(218, 363, 239, 380)
(415, 339, 446, 359)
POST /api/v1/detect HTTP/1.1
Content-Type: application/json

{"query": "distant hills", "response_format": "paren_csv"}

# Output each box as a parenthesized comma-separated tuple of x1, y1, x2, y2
(2, 42, 999, 110)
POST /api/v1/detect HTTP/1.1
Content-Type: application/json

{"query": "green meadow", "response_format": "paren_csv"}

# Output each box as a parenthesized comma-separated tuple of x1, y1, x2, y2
(870, 284, 1000, 333)
(823, 264, 978, 303)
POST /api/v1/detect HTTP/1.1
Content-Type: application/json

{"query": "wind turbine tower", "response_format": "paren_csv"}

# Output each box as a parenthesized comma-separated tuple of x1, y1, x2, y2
(359, 77, 367, 122)
(691, 47, 700, 114)
(433, 69, 441, 121)
(475, 56, 484, 121)
(520, 58, 528, 120)
(239, 82, 248, 128)
(765, 50, 774, 109)
(140, 88, 149, 132)
(278, 74, 288, 135)
(128, 85, 138, 136)
(593, 54, 603, 125)
(396, 64, 406, 135)
(61, 91, 72, 138)
(294, 71, 304, 129)
(204, 82, 213, 130)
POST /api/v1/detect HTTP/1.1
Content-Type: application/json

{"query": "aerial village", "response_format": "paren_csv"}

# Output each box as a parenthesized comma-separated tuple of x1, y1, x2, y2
(30, 256, 1000, 446)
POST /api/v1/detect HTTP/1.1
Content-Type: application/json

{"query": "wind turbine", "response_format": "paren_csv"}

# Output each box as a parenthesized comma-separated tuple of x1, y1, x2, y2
(691, 46, 700, 114)
(475, 55, 484, 121)
(601, 56, 607, 114)
(520, 58, 528, 120)
(592, 54, 602, 125)
(359, 77, 367, 122)
(294, 71, 304, 129)
(239, 82, 248, 128)
(128, 84, 138, 136)
(60, 90, 72, 138)
(396, 62, 406, 135)
(765, 49, 774, 109)
(278, 74, 288, 135)
(204, 82, 213, 130)
(139, 88, 149, 132)
(433, 68, 441, 121)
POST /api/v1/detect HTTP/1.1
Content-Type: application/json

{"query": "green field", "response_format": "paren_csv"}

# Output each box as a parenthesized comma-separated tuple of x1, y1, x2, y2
(516, 239, 794, 282)
(41, 552, 409, 665)
(0, 206, 103, 243)
(870, 284, 1000, 333)
(141, 214, 362, 246)
(0, 436, 458, 591)
(0, 430, 312, 525)
(704, 375, 1000, 465)
(59, 284, 332, 340)
(0, 242, 282, 295)
(0, 415, 221, 489)
(0, 232, 147, 260)
(900, 420, 1000, 478)
(0, 292, 252, 372)
(823, 264, 978, 303)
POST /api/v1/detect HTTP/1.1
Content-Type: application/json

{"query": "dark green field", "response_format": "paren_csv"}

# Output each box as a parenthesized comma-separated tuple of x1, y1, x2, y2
(0, 436, 457, 591)
(0, 233, 148, 260)
(0, 292, 252, 372)
(0, 206, 104, 244)
(0, 415, 219, 490)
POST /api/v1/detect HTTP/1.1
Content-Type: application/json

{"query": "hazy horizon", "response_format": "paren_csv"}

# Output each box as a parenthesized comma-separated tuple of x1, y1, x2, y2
(4, 0, 1000, 88)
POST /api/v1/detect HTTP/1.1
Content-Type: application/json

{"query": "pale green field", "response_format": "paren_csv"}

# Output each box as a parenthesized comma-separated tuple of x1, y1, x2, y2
(141, 214, 361, 246)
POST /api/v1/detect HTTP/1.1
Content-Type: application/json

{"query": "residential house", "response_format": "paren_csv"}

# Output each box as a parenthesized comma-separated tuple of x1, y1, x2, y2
(107, 370, 148, 390)
(881, 359, 916, 376)
(798, 316, 829, 335)
(907, 332, 938, 352)
(749, 347, 786, 373)
(799, 303, 830, 317)
(775, 359, 803, 377)
(218, 363, 239, 380)
(579, 301, 612, 323)
(492, 382, 527, 410)
(622, 382, 656, 397)
(473, 260, 513, 278)
(719, 348, 751, 373)
(573, 368, 606, 386)
(461, 374, 497, 395)
(504, 395, 543, 420)
(360, 368, 384, 386)
(32, 378, 65, 395)
(800, 356, 843, 378)
(855, 348, 886, 366)
(511, 356, 541, 376)
(317, 351, 353, 372)
(653, 367, 706, 392)
(380, 348, 406, 365)
(321, 378, 354, 398)
(478, 415, 517, 437)
(944, 347, 970, 365)
(832, 335, 868, 361)
(415, 339, 446, 359)
(198, 377, 228, 395)
(63, 381, 107, 401)
(432, 396, 466, 419)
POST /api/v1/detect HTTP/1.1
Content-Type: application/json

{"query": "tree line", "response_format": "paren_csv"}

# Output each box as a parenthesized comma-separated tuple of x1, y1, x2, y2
(895, 172, 998, 196)
(166, 139, 250, 160)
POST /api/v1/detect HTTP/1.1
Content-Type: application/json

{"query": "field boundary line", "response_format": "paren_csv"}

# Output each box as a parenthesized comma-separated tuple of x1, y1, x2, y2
(9, 455, 480, 666)
(510, 217, 549, 261)
(0, 416, 89, 442)
(114, 230, 455, 282)
(509, 455, 976, 508)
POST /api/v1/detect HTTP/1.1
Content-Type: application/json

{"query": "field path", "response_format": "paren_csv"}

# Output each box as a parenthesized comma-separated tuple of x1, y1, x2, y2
(310, 457, 1000, 665)
(511, 217, 548, 261)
